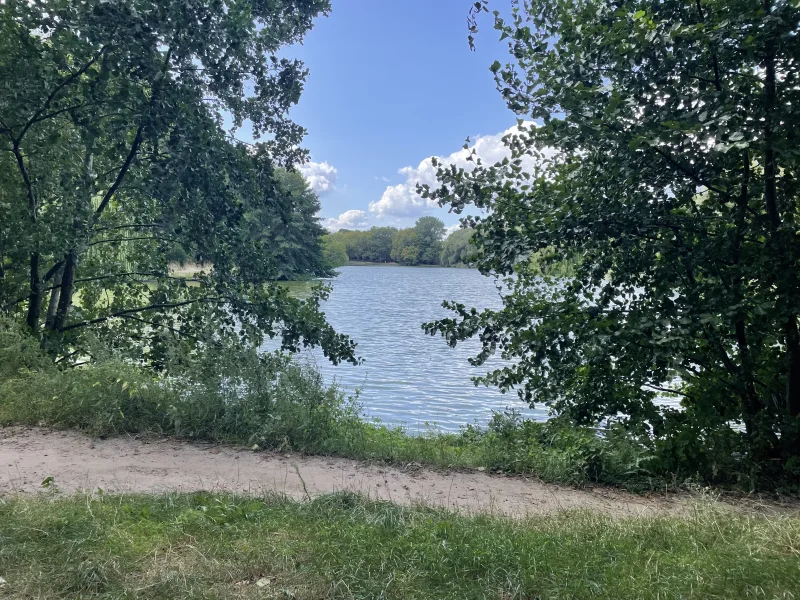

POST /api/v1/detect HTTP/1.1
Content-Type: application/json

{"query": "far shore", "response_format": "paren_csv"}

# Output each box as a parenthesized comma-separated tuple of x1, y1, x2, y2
(345, 260, 473, 269)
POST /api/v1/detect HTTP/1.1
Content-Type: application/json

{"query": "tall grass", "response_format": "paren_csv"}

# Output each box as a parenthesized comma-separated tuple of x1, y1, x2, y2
(0, 492, 797, 599)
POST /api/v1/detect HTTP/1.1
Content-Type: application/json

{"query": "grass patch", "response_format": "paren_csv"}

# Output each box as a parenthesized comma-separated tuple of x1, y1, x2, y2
(0, 492, 797, 599)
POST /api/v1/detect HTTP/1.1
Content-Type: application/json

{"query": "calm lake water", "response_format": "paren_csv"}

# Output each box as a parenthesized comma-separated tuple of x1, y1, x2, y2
(270, 266, 545, 432)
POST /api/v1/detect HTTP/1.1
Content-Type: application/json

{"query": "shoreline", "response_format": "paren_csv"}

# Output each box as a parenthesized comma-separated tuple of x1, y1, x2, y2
(344, 261, 474, 269)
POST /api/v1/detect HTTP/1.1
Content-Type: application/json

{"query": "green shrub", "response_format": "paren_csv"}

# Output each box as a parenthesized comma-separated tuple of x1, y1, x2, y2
(0, 328, 360, 452)
(472, 411, 652, 485)
(162, 344, 362, 452)
(164, 244, 189, 266)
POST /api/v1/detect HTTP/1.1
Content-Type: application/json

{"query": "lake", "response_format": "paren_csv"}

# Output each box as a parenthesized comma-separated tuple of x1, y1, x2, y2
(270, 265, 545, 432)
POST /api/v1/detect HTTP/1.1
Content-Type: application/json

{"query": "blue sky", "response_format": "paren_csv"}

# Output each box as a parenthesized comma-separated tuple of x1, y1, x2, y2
(282, 0, 519, 231)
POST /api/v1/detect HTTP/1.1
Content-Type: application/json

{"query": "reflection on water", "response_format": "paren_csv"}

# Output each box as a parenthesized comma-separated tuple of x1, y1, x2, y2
(267, 266, 545, 432)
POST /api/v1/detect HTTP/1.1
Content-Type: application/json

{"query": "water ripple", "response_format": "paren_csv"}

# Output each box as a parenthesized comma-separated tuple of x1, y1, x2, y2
(265, 266, 544, 432)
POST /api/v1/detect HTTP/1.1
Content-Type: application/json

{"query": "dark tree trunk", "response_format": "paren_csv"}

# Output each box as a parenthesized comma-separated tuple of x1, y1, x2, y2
(730, 153, 771, 452)
(762, 32, 800, 458)
(44, 265, 63, 329)
(52, 251, 76, 332)
(786, 319, 800, 415)
(26, 252, 41, 331)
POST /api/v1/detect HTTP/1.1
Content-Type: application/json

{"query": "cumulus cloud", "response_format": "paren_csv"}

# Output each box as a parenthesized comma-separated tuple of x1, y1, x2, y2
(299, 161, 338, 195)
(444, 222, 462, 237)
(368, 123, 542, 219)
(322, 209, 370, 232)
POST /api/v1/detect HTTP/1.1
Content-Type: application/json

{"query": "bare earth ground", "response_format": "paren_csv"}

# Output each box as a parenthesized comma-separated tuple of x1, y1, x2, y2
(1, 427, 796, 518)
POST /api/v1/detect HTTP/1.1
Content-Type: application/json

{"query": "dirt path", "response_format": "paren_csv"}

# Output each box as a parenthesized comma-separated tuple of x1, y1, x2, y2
(0, 427, 789, 518)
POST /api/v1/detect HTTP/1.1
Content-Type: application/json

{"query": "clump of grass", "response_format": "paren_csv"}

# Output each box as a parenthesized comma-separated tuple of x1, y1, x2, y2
(0, 492, 797, 599)
(323, 410, 653, 487)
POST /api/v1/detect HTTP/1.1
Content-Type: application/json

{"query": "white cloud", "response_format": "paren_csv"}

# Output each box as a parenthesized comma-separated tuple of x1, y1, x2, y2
(299, 161, 338, 195)
(368, 123, 542, 219)
(322, 209, 370, 232)
(444, 223, 462, 237)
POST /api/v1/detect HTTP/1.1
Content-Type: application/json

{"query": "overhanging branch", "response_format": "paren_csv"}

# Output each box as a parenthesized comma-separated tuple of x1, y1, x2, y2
(61, 297, 221, 331)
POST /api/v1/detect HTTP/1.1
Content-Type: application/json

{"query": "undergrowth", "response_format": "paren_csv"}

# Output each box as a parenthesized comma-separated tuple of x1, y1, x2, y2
(0, 319, 780, 491)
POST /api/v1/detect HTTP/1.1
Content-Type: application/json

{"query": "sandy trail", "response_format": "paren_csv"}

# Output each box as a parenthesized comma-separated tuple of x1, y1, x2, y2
(0, 427, 789, 518)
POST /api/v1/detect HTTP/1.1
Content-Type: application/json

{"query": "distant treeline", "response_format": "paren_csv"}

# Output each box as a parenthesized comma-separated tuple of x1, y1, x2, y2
(322, 217, 475, 268)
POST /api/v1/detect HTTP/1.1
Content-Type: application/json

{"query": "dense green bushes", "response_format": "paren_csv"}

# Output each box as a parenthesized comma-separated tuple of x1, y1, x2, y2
(0, 320, 360, 452)
(422, 0, 800, 490)
(325, 217, 474, 267)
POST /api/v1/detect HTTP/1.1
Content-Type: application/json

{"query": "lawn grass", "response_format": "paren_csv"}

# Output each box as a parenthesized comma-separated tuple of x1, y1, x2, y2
(0, 492, 797, 599)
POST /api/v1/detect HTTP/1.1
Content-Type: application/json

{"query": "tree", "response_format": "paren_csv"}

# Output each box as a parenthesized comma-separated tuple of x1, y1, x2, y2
(0, 0, 356, 367)
(363, 227, 397, 263)
(390, 228, 419, 265)
(245, 168, 331, 281)
(321, 235, 349, 269)
(335, 230, 370, 262)
(413, 216, 446, 265)
(422, 0, 800, 479)
(440, 228, 475, 267)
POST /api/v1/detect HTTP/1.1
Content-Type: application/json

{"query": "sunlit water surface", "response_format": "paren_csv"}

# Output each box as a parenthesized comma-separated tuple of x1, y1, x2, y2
(263, 266, 543, 432)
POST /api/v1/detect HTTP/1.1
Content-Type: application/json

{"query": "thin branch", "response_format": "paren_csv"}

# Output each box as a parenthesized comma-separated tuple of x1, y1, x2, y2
(54, 349, 81, 364)
(21, 101, 98, 128)
(94, 223, 161, 233)
(93, 125, 144, 219)
(643, 383, 690, 398)
(61, 297, 220, 331)
(119, 314, 205, 342)
(16, 46, 108, 145)
(86, 235, 174, 247)
(582, 114, 729, 196)
(93, 44, 174, 221)
(71, 271, 167, 284)
(71, 271, 200, 284)
(2, 271, 203, 309)
(643, 142, 727, 197)
(695, 0, 723, 93)
(11, 143, 38, 221)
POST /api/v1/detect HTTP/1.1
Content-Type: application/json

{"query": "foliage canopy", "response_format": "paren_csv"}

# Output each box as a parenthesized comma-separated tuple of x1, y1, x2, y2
(423, 0, 800, 481)
(0, 0, 356, 367)
(325, 217, 450, 267)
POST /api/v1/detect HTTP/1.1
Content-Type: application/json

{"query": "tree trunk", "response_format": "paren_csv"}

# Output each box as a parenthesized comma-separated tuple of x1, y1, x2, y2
(786, 318, 800, 415)
(52, 251, 76, 332)
(762, 32, 800, 458)
(26, 252, 41, 331)
(730, 153, 771, 451)
(44, 265, 63, 329)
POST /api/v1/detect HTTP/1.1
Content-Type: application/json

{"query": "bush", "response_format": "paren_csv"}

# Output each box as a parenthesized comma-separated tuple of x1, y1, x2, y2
(165, 244, 189, 266)
(0, 320, 360, 451)
(163, 344, 362, 452)
(474, 411, 652, 486)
